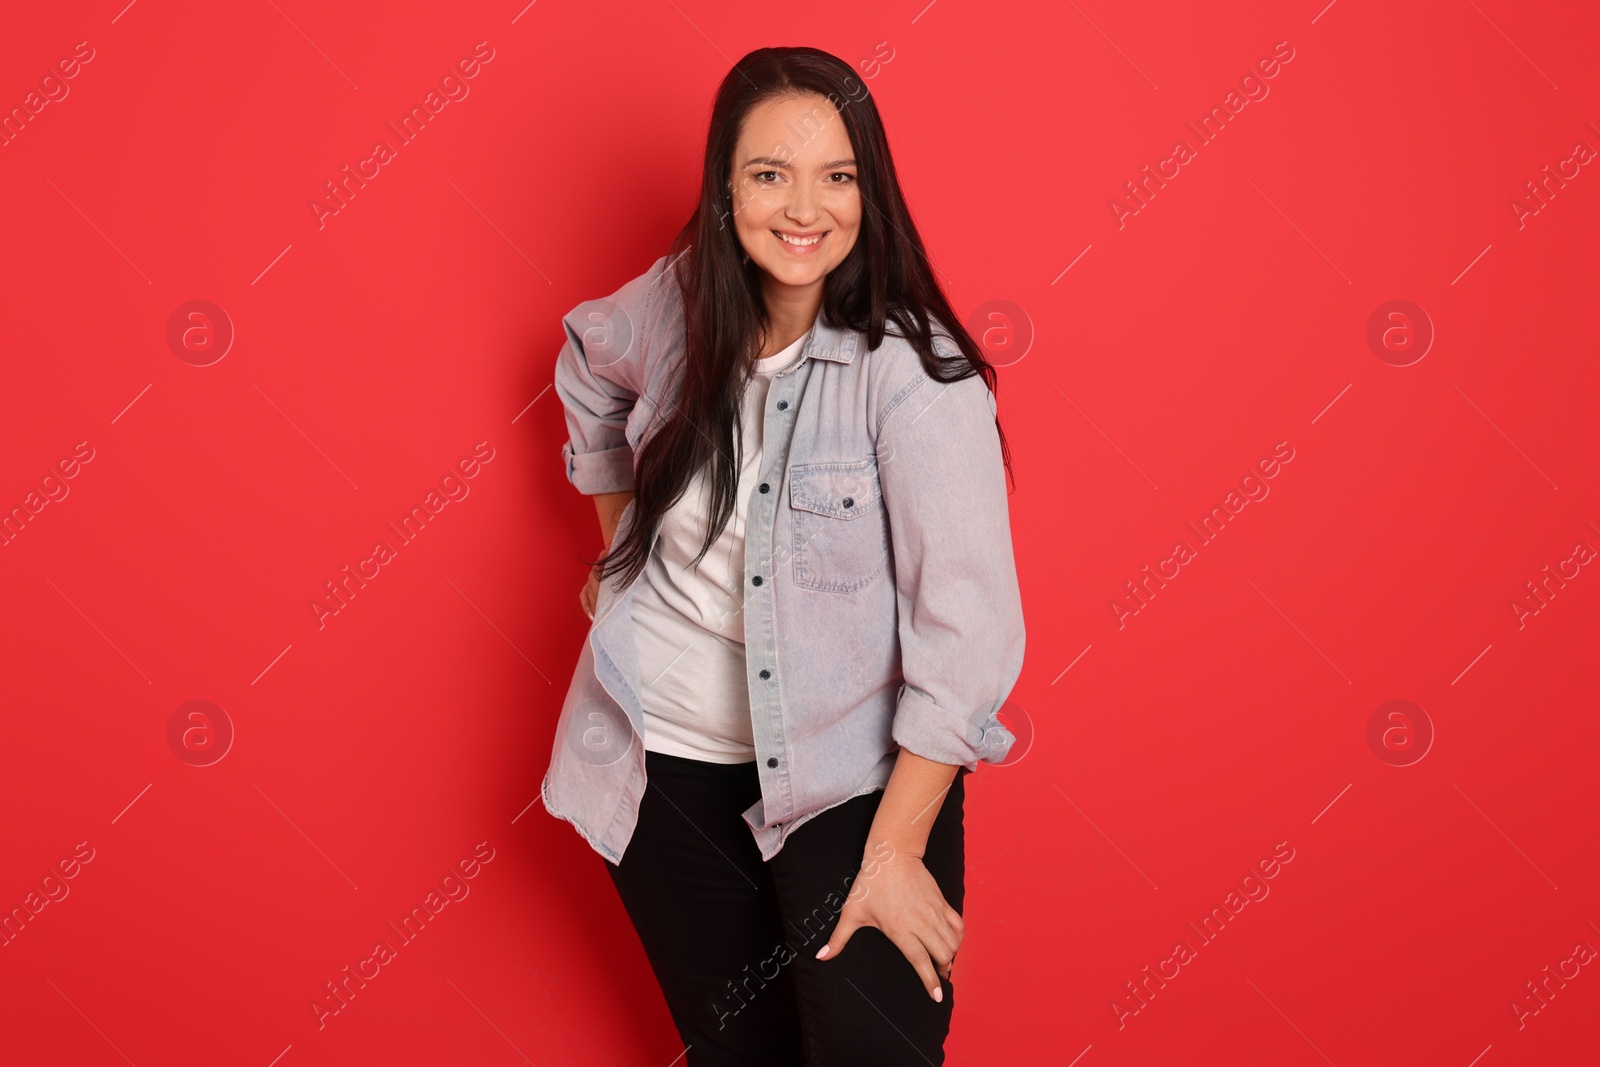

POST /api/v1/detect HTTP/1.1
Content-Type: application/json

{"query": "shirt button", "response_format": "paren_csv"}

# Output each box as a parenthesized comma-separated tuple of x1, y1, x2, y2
(759, 668, 771, 679)
(752, 575, 763, 586)
(766, 757, 778, 768)
(759, 482, 770, 493)
(842, 496, 854, 508)
(776, 400, 788, 411)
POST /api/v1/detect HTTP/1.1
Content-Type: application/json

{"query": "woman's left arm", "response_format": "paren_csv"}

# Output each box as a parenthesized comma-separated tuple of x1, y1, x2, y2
(813, 348, 1027, 1002)
(814, 748, 965, 1002)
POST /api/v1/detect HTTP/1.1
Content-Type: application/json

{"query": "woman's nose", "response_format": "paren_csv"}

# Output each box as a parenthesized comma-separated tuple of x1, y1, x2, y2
(786, 186, 820, 225)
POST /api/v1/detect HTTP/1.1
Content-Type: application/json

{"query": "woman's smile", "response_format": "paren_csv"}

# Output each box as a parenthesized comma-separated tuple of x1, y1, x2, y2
(773, 229, 828, 254)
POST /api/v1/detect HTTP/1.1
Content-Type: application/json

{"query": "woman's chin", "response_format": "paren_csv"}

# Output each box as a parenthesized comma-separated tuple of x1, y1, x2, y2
(757, 259, 832, 290)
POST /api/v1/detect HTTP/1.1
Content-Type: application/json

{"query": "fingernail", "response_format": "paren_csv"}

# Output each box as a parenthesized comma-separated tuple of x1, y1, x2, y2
(932, 986, 943, 1003)
(815, 944, 830, 960)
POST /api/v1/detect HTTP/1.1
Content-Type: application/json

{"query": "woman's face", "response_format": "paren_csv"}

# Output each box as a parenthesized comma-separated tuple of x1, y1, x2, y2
(728, 92, 862, 295)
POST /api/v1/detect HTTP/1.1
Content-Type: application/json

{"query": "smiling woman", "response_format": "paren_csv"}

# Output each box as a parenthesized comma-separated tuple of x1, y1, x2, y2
(727, 96, 864, 346)
(542, 45, 1025, 1067)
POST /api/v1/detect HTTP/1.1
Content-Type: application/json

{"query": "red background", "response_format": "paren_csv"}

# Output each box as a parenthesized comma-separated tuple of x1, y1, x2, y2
(2, 1, 1596, 1064)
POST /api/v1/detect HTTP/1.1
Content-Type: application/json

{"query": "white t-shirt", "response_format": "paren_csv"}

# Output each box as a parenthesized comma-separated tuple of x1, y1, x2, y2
(631, 329, 811, 763)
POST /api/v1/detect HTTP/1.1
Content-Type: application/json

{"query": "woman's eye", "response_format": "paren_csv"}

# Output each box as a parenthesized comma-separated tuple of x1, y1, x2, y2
(828, 173, 856, 184)
(756, 171, 780, 183)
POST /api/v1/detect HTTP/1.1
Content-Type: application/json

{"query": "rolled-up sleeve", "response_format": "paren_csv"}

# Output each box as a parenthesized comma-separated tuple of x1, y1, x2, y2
(553, 266, 657, 495)
(876, 351, 1026, 770)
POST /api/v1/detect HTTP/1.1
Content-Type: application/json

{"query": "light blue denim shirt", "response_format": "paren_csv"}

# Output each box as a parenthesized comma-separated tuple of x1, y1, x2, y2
(540, 252, 1025, 863)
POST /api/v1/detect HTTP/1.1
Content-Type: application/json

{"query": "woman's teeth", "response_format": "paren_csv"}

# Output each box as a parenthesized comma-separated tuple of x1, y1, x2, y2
(775, 232, 823, 246)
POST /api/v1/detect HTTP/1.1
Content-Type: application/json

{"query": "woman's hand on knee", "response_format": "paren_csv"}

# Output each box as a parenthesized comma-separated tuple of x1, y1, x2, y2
(813, 849, 964, 1002)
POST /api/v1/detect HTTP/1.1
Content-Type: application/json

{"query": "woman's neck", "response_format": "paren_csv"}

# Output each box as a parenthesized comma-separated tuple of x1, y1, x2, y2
(758, 275, 823, 358)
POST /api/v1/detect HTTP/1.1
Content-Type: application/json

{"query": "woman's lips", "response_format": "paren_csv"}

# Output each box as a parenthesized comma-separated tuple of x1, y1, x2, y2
(772, 230, 827, 255)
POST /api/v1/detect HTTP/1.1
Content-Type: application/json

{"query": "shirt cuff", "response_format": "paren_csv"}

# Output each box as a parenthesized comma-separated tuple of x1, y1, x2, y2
(563, 442, 635, 494)
(890, 687, 1016, 771)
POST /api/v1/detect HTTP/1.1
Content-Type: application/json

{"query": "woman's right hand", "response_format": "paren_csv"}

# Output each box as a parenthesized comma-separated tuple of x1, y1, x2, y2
(579, 568, 600, 621)
(581, 490, 632, 623)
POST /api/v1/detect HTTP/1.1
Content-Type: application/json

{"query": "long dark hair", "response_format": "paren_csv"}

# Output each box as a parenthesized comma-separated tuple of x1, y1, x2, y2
(596, 45, 1014, 589)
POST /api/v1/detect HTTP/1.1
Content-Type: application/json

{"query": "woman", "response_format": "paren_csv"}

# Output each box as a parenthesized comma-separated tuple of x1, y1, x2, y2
(541, 45, 1025, 1066)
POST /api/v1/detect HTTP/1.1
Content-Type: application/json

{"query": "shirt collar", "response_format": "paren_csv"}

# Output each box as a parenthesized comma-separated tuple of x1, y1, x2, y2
(803, 311, 860, 365)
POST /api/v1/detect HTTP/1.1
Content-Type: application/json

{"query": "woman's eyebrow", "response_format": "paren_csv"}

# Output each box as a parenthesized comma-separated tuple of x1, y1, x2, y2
(741, 157, 858, 169)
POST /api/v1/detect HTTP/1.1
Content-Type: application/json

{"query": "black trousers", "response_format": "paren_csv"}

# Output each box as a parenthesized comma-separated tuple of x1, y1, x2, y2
(604, 749, 967, 1066)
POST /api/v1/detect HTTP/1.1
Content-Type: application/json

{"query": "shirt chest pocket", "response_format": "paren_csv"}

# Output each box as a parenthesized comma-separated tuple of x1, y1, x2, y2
(787, 457, 890, 594)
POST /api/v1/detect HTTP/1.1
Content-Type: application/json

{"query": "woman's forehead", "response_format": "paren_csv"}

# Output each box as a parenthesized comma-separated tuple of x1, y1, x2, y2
(734, 94, 851, 161)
